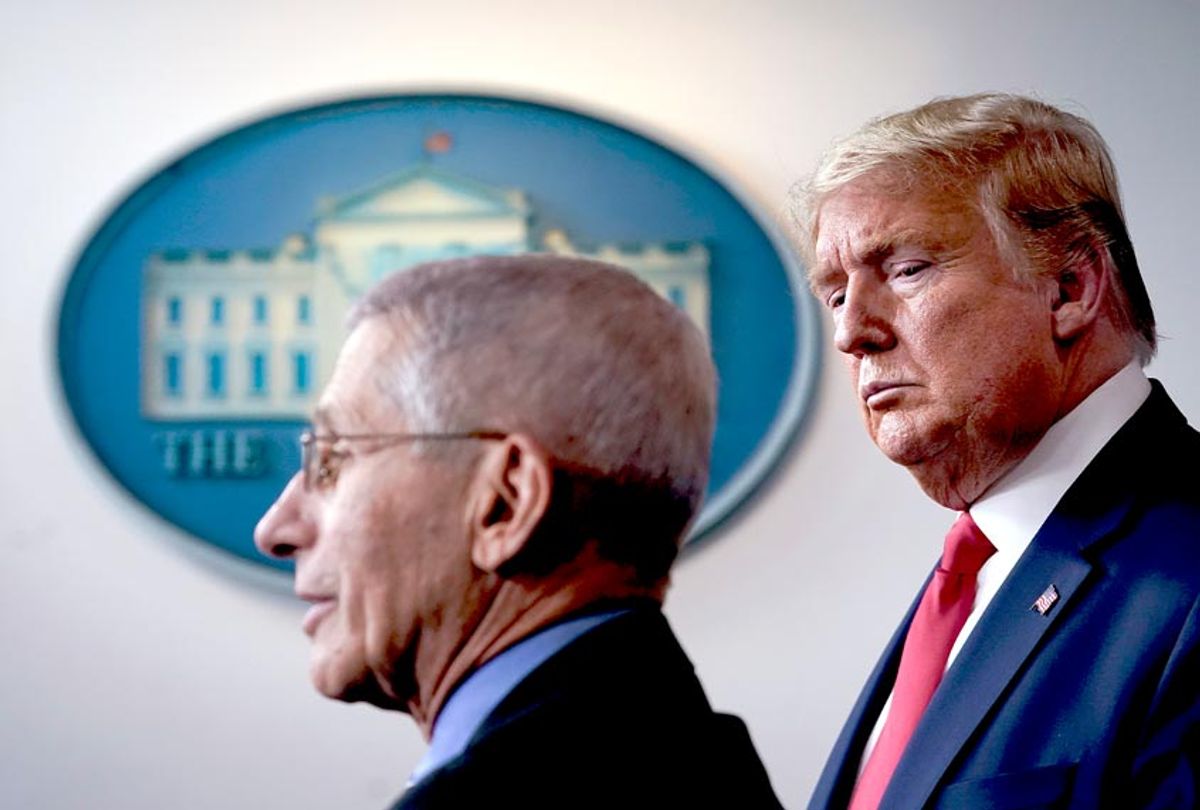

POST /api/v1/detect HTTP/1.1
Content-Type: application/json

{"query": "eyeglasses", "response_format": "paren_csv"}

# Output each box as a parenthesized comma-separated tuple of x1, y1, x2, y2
(299, 429, 508, 491)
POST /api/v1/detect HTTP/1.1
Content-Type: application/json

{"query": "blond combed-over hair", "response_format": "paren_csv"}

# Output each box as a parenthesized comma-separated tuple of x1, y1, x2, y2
(794, 93, 1156, 363)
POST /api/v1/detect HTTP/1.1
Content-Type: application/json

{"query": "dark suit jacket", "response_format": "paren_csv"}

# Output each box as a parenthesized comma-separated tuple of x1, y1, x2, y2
(394, 604, 783, 809)
(810, 382, 1200, 809)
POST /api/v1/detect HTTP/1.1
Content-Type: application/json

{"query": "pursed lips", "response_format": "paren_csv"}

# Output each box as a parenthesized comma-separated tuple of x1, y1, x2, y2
(297, 592, 337, 637)
(859, 380, 916, 407)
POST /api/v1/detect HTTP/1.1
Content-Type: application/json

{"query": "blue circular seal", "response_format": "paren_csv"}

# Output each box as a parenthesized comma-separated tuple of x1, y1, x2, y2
(57, 93, 820, 572)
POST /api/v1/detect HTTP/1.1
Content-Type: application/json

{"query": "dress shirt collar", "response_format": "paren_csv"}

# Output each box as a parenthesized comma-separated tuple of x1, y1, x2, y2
(970, 360, 1150, 554)
(408, 608, 628, 786)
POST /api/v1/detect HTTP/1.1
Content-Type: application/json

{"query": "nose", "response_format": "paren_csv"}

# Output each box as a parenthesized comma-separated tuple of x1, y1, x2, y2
(254, 473, 317, 560)
(833, 274, 896, 356)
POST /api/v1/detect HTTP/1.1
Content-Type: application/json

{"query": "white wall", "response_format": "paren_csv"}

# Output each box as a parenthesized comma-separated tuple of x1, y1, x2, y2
(3, 2, 1198, 808)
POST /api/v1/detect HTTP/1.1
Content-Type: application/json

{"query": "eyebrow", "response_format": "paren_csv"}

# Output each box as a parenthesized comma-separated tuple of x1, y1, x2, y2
(808, 236, 899, 292)
(812, 227, 952, 286)
(808, 265, 844, 296)
(851, 231, 932, 267)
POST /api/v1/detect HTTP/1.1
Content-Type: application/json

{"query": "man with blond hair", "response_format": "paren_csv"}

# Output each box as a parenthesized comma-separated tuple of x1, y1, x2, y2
(255, 254, 782, 809)
(799, 94, 1200, 809)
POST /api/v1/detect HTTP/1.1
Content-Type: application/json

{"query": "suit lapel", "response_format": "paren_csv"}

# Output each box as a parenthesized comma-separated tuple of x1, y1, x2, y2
(879, 518, 1096, 809)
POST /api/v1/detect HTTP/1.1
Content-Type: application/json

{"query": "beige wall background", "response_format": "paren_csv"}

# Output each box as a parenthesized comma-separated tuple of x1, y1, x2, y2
(3, 1, 1198, 807)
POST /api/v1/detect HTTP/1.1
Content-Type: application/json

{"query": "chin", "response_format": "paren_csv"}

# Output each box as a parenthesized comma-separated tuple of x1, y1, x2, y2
(309, 649, 363, 700)
(872, 431, 934, 468)
(309, 650, 411, 710)
(871, 411, 957, 463)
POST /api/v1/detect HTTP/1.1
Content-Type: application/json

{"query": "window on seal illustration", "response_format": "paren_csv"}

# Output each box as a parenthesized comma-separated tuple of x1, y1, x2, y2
(166, 296, 183, 326)
(293, 350, 312, 394)
(668, 285, 687, 309)
(249, 350, 269, 396)
(297, 295, 312, 326)
(207, 351, 226, 398)
(253, 295, 269, 326)
(210, 296, 225, 326)
(163, 352, 183, 397)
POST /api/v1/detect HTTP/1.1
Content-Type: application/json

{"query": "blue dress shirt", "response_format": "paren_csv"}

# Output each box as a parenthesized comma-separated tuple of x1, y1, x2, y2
(408, 609, 628, 786)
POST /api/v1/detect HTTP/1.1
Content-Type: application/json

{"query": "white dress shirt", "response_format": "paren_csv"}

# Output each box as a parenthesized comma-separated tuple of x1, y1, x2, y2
(858, 361, 1151, 770)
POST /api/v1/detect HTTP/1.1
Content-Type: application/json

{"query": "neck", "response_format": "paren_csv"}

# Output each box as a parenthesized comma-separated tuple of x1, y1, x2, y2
(405, 543, 664, 737)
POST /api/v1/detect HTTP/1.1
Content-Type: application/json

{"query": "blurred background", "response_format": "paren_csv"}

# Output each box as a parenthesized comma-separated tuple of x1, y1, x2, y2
(3, 1, 1198, 807)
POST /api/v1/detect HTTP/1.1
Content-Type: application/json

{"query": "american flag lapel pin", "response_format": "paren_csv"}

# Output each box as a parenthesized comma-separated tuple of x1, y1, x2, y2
(1031, 584, 1060, 616)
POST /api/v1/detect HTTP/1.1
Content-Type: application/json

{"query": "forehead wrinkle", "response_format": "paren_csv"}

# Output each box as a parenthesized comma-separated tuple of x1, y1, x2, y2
(810, 215, 862, 290)
(819, 175, 978, 254)
(315, 358, 393, 438)
(338, 318, 414, 433)
(369, 364, 412, 427)
(821, 218, 965, 274)
(810, 223, 892, 290)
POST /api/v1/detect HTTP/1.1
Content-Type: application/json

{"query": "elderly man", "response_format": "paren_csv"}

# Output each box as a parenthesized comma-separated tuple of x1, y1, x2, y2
(254, 254, 782, 809)
(798, 94, 1200, 809)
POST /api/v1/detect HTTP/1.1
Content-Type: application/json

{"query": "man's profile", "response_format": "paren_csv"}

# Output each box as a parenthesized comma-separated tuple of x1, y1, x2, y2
(797, 94, 1200, 809)
(255, 254, 783, 809)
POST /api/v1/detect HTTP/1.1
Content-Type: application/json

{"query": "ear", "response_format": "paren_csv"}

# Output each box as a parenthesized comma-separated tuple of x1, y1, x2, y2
(469, 433, 553, 573)
(1050, 251, 1110, 342)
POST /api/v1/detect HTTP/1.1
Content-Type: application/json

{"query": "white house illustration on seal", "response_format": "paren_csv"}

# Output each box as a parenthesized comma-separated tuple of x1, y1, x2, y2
(141, 164, 710, 421)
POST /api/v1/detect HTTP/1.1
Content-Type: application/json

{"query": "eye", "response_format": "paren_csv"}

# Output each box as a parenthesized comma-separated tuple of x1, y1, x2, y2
(314, 447, 337, 488)
(304, 436, 348, 494)
(826, 289, 846, 310)
(893, 262, 929, 279)
(322, 445, 351, 488)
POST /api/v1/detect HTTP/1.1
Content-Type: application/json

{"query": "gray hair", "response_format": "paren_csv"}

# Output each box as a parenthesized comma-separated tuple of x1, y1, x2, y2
(349, 254, 717, 582)
(793, 93, 1156, 364)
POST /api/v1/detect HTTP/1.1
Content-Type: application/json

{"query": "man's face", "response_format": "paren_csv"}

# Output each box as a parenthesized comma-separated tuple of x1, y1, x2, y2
(810, 176, 1063, 507)
(254, 319, 484, 707)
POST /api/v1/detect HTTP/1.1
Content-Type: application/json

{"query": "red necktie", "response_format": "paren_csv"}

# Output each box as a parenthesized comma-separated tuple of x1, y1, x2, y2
(848, 512, 996, 810)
